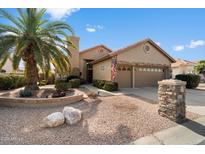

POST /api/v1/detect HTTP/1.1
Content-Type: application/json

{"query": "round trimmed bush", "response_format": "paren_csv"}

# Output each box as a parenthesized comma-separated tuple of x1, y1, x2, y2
(103, 81, 118, 91)
(55, 80, 70, 91)
(93, 80, 106, 89)
(69, 79, 81, 88)
(66, 75, 79, 82)
(175, 74, 200, 89)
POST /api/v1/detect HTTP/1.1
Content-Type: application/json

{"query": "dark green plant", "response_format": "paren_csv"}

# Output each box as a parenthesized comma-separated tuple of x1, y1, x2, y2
(19, 89, 32, 97)
(66, 75, 79, 82)
(0, 75, 14, 90)
(194, 60, 205, 74)
(103, 81, 118, 91)
(55, 80, 70, 91)
(93, 80, 106, 89)
(175, 74, 200, 89)
(79, 78, 86, 85)
(69, 79, 81, 88)
(93, 79, 118, 91)
(13, 75, 25, 88)
(0, 8, 75, 90)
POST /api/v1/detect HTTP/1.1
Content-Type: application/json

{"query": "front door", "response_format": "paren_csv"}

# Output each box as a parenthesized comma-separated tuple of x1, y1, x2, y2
(86, 63, 93, 83)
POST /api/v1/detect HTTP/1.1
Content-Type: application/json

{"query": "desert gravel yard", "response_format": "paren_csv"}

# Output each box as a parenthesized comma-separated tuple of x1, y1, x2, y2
(0, 95, 199, 145)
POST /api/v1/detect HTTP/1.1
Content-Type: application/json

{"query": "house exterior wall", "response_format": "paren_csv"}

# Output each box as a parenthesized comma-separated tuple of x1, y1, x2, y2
(117, 42, 171, 65)
(68, 36, 80, 76)
(172, 65, 196, 78)
(93, 59, 112, 81)
(79, 47, 111, 80)
(2, 58, 13, 73)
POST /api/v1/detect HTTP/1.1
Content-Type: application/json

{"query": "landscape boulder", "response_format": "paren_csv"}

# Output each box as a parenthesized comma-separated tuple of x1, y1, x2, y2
(41, 112, 65, 128)
(63, 107, 82, 125)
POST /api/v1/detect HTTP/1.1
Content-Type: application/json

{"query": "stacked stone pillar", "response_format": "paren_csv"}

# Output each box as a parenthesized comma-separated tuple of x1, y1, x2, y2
(158, 79, 186, 123)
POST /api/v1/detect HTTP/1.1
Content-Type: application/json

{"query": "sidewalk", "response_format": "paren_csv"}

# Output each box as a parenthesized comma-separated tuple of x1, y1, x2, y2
(131, 116, 205, 145)
(81, 84, 123, 96)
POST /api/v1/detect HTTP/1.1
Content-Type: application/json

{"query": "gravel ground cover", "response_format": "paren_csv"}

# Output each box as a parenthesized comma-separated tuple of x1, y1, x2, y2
(0, 95, 199, 145)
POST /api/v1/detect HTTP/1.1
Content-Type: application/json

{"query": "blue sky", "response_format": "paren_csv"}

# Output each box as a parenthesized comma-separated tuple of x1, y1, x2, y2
(1, 8, 205, 61)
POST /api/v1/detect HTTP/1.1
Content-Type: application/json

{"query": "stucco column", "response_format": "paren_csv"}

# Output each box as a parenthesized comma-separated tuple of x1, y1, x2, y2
(132, 66, 135, 88)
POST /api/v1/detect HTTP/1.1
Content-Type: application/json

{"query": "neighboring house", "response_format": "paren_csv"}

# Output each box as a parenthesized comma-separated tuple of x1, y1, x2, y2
(171, 59, 197, 78)
(1, 57, 24, 74)
(69, 37, 176, 88)
(1, 57, 13, 73)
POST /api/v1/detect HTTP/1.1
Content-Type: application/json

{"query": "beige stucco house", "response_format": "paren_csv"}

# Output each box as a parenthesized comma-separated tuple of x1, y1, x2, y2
(171, 59, 197, 78)
(69, 36, 175, 88)
(1, 57, 24, 74)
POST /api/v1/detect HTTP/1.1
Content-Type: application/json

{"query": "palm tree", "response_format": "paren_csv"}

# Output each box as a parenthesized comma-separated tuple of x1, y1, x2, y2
(0, 8, 75, 90)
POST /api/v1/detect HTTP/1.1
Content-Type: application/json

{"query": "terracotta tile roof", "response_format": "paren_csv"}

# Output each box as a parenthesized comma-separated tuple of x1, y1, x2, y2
(171, 58, 197, 67)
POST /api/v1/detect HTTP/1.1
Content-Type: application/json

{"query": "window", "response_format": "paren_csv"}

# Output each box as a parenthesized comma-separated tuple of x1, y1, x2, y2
(101, 65, 105, 71)
(127, 67, 131, 71)
(122, 67, 126, 71)
(147, 68, 150, 72)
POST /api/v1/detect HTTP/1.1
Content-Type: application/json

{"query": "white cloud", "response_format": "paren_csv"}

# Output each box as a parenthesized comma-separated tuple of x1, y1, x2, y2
(0, 32, 17, 36)
(86, 27, 96, 32)
(46, 8, 80, 20)
(97, 25, 104, 30)
(173, 39, 205, 51)
(155, 42, 160, 46)
(86, 24, 104, 32)
(186, 40, 205, 48)
(173, 45, 185, 51)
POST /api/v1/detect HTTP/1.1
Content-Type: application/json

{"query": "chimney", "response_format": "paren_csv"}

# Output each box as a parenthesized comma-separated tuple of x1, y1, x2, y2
(68, 36, 80, 76)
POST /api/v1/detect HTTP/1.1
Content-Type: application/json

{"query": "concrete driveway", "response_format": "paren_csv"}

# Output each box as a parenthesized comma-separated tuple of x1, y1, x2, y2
(119, 87, 205, 115)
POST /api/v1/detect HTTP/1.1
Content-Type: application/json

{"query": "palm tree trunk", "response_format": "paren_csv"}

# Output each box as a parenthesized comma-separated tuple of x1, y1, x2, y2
(24, 46, 39, 90)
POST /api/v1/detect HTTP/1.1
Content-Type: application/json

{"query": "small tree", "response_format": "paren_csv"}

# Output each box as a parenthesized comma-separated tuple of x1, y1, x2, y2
(0, 8, 75, 90)
(194, 60, 205, 76)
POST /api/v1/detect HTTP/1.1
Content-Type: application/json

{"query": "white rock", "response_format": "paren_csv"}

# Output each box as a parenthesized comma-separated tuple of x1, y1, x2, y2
(41, 112, 65, 128)
(63, 107, 82, 125)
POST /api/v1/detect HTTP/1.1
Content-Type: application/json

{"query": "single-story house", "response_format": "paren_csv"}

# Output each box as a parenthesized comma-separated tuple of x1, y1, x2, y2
(171, 59, 197, 78)
(68, 36, 176, 88)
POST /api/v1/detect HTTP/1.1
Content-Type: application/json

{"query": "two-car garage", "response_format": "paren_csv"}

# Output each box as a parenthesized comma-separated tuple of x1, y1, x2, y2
(117, 65, 165, 88)
(92, 39, 175, 88)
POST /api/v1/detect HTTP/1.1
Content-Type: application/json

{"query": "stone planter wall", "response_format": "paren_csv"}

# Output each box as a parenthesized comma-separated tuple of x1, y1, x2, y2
(158, 79, 186, 123)
(0, 94, 83, 108)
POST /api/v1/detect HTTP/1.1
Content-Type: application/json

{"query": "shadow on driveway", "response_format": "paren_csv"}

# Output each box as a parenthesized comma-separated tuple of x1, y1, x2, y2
(181, 118, 205, 137)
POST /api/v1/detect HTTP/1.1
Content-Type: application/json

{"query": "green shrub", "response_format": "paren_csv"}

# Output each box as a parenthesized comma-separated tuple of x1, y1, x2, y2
(19, 89, 32, 97)
(0, 75, 13, 90)
(0, 75, 25, 90)
(69, 79, 81, 88)
(66, 75, 79, 82)
(39, 73, 55, 85)
(93, 79, 118, 91)
(175, 74, 200, 89)
(103, 81, 118, 91)
(93, 80, 106, 89)
(55, 80, 70, 91)
(13, 75, 25, 88)
(79, 78, 86, 85)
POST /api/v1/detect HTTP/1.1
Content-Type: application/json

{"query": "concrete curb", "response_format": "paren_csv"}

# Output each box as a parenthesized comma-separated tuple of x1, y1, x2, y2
(131, 116, 205, 145)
